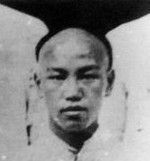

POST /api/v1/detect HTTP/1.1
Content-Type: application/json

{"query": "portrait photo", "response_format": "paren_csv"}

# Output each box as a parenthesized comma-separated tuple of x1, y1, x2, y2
(0, 0, 150, 161)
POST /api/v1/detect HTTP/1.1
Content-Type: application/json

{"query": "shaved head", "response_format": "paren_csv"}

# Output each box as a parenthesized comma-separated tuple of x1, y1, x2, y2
(36, 28, 112, 71)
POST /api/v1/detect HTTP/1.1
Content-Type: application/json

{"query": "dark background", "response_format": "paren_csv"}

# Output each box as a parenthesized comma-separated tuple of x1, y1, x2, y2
(0, 0, 150, 34)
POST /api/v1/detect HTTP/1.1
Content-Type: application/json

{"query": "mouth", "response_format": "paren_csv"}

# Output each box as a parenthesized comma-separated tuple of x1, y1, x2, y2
(60, 106, 87, 116)
(60, 106, 88, 125)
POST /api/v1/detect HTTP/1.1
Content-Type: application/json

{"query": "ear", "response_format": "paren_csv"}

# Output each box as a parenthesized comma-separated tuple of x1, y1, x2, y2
(33, 73, 41, 88)
(33, 64, 42, 90)
(105, 69, 115, 96)
(33, 72, 45, 99)
(25, 69, 39, 125)
(28, 66, 44, 99)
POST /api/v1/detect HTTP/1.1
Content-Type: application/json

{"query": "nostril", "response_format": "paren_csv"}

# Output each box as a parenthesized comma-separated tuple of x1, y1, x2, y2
(66, 96, 82, 102)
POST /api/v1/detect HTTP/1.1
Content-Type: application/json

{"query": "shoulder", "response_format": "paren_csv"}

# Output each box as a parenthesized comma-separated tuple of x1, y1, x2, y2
(12, 137, 71, 161)
(78, 129, 123, 161)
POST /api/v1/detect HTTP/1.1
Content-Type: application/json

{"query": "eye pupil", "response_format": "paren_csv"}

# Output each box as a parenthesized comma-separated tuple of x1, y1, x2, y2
(48, 75, 66, 80)
(78, 74, 99, 80)
(47, 73, 99, 81)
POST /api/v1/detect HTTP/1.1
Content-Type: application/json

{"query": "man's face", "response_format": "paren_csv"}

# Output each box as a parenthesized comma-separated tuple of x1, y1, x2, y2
(38, 31, 109, 132)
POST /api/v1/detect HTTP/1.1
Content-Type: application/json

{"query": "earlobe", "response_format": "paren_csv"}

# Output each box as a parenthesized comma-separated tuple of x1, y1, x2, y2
(105, 69, 115, 96)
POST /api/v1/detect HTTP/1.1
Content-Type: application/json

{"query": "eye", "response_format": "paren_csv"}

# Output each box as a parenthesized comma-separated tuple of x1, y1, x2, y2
(78, 74, 99, 80)
(47, 75, 67, 80)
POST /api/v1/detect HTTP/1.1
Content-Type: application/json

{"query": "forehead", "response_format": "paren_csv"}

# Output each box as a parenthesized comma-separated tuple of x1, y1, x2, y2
(39, 29, 107, 68)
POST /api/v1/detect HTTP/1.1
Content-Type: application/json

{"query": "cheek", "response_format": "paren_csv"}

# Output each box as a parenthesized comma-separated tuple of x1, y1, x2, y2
(84, 80, 104, 98)
(42, 79, 63, 91)
(41, 79, 63, 108)
(44, 88, 59, 113)
(41, 79, 61, 99)
(90, 87, 103, 108)
(85, 82, 103, 122)
(84, 81, 104, 114)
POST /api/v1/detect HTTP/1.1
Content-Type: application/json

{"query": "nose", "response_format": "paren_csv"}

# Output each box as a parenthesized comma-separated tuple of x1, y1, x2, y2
(63, 78, 84, 102)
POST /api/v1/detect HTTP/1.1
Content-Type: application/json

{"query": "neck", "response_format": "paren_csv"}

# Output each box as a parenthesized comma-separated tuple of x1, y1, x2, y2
(50, 121, 98, 152)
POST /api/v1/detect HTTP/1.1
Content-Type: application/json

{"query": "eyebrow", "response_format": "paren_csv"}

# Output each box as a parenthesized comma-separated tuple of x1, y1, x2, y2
(77, 65, 100, 74)
(46, 65, 100, 76)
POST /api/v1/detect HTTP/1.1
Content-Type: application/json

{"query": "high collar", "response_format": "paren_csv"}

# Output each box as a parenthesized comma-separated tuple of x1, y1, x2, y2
(29, 125, 122, 161)
(49, 120, 99, 152)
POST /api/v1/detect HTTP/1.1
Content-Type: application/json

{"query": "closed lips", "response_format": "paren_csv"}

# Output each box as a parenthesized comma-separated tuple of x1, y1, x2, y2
(61, 106, 87, 113)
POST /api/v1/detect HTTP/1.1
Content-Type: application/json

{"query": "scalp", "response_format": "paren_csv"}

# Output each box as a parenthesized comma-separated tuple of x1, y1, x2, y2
(36, 28, 112, 71)
(41, 28, 107, 53)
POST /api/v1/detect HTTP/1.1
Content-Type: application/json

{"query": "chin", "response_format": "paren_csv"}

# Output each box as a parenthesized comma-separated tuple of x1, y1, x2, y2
(51, 117, 89, 133)
(62, 122, 87, 132)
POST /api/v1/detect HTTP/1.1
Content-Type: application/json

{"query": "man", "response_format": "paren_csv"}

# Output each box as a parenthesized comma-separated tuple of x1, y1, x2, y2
(15, 28, 118, 161)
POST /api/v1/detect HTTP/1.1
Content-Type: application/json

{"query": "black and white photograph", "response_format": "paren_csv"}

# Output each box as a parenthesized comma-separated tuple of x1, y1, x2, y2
(0, 0, 150, 161)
